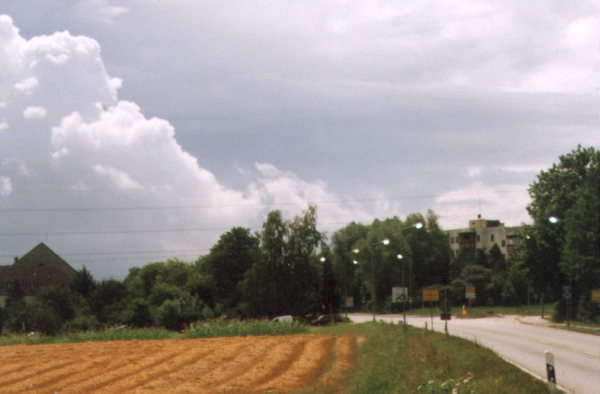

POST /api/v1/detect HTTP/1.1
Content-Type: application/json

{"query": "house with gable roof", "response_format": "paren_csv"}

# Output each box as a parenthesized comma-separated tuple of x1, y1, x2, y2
(0, 243, 77, 307)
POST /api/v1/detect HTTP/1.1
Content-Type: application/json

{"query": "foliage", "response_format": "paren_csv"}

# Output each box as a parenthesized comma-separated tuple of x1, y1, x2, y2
(286, 205, 323, 316)
(122, 298, 154, 327)
(240, 206, 326, 318)
(335, 213, 449, 312)
(154, 299, 184, 330)
(89, 279, 129, 323)
(70, 266, 96, 298)
(460, 264, 492, 306)
(199, 227, 260, 309)
(239, 210, 289, 317)
(37, 285, 83, 321)
(524, 145, 600, 321)
(5, 300, 62, 335)
(319, 250, 341, 313)
(62, 314, 101, 332)
(331, 221, 369, 308)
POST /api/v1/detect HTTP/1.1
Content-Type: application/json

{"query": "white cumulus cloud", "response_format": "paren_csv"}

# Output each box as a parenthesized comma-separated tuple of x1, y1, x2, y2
(23, 105, 47, 119)
(0, 14, 390, 277)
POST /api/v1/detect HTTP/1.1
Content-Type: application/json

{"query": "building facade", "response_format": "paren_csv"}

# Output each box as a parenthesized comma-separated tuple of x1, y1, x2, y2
(0, 243, 77, 307)
(447, 216, 522, 261)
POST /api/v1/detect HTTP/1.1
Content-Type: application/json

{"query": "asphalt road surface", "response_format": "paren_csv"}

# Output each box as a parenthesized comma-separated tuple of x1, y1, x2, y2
(349, 313, 599, 394)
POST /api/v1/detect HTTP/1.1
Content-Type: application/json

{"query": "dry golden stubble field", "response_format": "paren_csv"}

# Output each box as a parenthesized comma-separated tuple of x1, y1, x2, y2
(0, 334, 356, 392)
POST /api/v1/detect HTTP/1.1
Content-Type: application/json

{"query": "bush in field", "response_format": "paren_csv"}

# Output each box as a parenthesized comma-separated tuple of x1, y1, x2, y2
(122, 298, 155, 327)
(148, 283, 185, 306)
(90, 279, 128, 323)
(38, 285, 84, 321)
(154, 299, 183, 330)
(201, 304, 215, 320)
(63, 315, 101, 332)
(6, 301, 62, 335)
(0, 307, 6, 332)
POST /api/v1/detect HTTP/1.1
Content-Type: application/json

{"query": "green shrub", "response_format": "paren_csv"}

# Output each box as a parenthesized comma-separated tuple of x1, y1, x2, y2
(6, 301, 62, 335)
(63, 315, 101, 332)
(154, 299, 183, 330)
(201, 305, 215, 320)
(122, 298, 154, 327)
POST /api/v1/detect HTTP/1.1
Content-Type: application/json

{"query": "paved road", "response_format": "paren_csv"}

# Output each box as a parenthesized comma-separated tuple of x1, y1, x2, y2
(349, 313, 599, 394)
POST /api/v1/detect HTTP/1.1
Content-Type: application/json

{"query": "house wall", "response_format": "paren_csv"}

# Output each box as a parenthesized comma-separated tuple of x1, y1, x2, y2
(448, 218, 522, 261)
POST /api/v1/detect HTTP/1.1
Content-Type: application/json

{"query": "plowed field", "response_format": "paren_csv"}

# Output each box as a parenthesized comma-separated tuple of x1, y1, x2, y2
(0, 334, 356, 392)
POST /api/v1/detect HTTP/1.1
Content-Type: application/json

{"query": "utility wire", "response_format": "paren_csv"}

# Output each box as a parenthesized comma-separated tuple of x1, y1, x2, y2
(0, 188, 525, 213)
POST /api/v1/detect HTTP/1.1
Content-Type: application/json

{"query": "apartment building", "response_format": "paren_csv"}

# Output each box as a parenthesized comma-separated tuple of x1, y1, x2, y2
(447, 216, 522, 261)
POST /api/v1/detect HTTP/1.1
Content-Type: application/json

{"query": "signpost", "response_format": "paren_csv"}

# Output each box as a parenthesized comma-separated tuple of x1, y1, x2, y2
(423, 289, 440, 302)
(465, 286, 476, 300)
(591, 289, 600, 303)
(562, 285, 572, 327)
(422, 289, 440, 330)
(392, 287, 408, 303)
(393, 286, 409, 327)
(465, 285, 476, 312)
(345, 296, 354, 308)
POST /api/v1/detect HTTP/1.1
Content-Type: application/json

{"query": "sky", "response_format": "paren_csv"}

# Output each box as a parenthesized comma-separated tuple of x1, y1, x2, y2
(0, 1, 598, 278)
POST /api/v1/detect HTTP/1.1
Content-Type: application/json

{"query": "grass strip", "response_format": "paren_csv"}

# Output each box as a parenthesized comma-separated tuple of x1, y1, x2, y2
(0, 321, 309, 346)
(0, 327, 173, 346)
(312, 322, 549, 393)
(406, 303, 555, 318)
(182, 320, 308, 338)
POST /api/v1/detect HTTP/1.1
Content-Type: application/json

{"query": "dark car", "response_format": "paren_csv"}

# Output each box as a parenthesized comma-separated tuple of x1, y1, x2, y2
(310, 313, 342, 326)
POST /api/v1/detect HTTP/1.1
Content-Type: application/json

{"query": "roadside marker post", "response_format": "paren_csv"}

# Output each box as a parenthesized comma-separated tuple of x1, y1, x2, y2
(544, 351, 557, 392)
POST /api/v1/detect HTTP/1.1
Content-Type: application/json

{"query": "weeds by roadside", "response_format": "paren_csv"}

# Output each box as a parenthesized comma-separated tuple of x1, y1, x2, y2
(312, 322, 548, 393)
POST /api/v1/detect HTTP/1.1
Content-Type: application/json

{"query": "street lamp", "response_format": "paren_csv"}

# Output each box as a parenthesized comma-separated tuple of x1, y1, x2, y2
(351, 221, 423, 322)
(396, 253, 408, 326)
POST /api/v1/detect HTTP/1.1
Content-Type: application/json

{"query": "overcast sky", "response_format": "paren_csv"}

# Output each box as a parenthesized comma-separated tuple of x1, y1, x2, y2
(0, 1, 598, 278)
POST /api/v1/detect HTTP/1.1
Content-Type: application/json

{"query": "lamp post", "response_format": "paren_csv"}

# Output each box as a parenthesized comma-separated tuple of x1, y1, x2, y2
(396, 253, 407, 326)
(351, 222, 424, 323)
(352, 243, 383, 322)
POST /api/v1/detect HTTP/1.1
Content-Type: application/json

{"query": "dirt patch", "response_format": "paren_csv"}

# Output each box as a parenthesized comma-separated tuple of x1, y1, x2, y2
(0, 334, 356, 392)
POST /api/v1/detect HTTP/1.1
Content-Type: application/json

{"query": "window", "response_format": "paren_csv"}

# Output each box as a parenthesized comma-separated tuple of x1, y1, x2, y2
(502, 240, 506, 247)
(491, 234, 495, 242)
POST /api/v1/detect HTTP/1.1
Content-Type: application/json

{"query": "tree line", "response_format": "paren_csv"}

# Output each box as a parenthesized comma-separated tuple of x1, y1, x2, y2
(0, 146, 597, 334)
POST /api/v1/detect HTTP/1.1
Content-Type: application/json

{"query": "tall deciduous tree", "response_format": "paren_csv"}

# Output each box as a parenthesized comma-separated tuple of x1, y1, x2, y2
(524, 146, 599, 320)
(70, 266, 96, 298)
(240, 206, 326, 317)
(240, 210, 289, 317)
(286, 205, 323, 315)
(200, 227, 260, 309)
(331, 222, 369, 307)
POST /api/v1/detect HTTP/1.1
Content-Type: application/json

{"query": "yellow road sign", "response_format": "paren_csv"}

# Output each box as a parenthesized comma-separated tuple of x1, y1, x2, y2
(465, 286, 476, 300)
(423, 289, 440, 302)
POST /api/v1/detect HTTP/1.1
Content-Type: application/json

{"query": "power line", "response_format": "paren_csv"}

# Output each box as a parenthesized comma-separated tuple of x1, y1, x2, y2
(0, 188, 526, 213)
(0, 248, 209, 259)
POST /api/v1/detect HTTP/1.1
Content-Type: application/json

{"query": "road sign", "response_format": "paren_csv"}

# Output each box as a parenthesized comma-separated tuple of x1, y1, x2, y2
(591, 289, 600, 303)
(422, 289, 440, 302)
(345, 296, 354, 308)
(562, 286, 571, 300)
(465, 286, 476, 300)
(392, 287, 408, 303)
